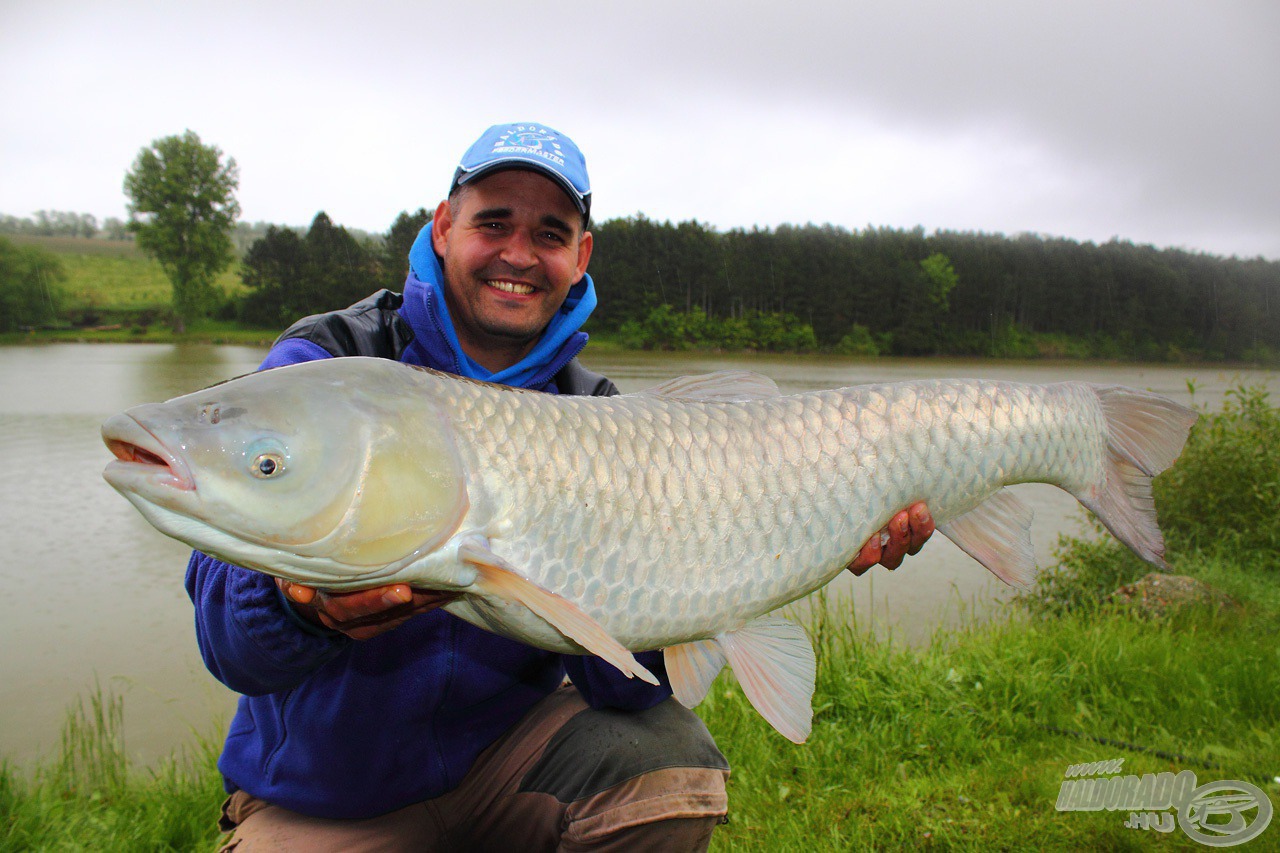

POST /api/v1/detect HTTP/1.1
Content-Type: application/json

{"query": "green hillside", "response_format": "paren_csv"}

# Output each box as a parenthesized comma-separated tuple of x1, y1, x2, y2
(7, 235, 243, 318)
(1, 235, 268, 342)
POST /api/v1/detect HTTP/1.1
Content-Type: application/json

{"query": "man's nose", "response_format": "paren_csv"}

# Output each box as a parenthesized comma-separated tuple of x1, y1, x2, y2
(498, 230, 537, 269)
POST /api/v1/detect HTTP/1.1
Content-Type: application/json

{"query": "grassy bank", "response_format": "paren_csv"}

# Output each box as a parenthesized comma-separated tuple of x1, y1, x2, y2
(3, 549, 1275, 850)
(708, 548, 1279, 849)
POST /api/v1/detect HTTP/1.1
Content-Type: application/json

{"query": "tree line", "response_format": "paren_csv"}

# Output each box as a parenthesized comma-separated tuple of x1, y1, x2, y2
(230, 213, 1278, 362)
(584, 216, 1280, 361)
(0, 211, 130, 240)
(231, 209, 428, 328)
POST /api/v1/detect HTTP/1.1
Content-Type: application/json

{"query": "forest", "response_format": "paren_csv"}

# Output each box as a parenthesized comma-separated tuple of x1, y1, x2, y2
(4, 208, 1278, 362)
(585, 216, 1279, 361)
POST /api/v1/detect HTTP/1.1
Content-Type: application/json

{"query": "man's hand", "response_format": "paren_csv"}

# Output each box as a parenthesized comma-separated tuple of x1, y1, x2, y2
(847, 502, 934, 576)
(277, 580, 460, 641)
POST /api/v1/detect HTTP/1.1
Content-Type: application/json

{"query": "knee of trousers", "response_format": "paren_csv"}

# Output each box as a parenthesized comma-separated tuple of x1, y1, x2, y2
(518, 696, 730, 808)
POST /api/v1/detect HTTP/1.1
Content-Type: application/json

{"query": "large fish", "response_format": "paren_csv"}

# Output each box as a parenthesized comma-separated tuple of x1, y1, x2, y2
(102, 358, 1195, 742)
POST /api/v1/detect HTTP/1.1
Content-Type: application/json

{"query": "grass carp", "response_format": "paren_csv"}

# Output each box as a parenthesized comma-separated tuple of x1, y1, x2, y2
(102, 358, 1196, 742)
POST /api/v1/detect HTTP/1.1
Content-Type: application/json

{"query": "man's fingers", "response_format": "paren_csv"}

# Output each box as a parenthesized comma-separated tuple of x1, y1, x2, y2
(280, 580, 461, 638)
(907, 502, 935, 556)
(317, 586, 414, 622)
(847, 537, 882, 576)
(879, 510, 910, 570)
(408, 589, 462, 611)
(279, 580, 317, 605)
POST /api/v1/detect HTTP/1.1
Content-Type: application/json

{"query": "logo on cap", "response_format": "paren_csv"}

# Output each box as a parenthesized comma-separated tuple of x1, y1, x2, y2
(490, 125, 566, 168)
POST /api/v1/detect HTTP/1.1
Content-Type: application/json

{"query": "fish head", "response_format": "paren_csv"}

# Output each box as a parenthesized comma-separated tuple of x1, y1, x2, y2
(102, 358, 468, 586)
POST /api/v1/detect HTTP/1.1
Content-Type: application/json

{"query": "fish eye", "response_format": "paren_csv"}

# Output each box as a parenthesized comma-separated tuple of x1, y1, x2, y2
(251, 453, 285, 479)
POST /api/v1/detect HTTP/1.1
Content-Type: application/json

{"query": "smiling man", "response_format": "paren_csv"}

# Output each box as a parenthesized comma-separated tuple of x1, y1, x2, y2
(193, 122, 932, 850)
(434, 168, 593, 371)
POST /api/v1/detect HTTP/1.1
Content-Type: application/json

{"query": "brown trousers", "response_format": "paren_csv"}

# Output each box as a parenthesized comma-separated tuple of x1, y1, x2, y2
(218, 685, 730, 852)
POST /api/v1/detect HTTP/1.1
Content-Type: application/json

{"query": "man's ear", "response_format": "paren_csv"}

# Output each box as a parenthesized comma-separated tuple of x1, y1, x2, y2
(431, 199, 452, 256)
(575, 230, 593, 280)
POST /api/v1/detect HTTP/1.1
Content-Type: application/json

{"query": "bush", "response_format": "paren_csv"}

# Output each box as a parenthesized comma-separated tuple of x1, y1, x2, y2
(617, 304, 819, 352)
(833, 324, 881, 356)
(0, 237, 65, 331)
(1154, 385, 1280, 559)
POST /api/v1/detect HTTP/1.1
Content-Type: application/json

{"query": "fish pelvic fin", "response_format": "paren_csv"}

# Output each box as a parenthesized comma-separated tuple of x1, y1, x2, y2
(458, 539, 658, 685)
(717, 616, 817, 744)
(937, 488, 1037, 588)
(1079, 386, 1198, 568)
(665, 639, 729, 709)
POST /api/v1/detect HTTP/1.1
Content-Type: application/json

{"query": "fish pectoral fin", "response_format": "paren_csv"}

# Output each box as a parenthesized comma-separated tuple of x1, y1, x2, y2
(636, 371, 781, 401)
(664, 639, 729, 709)
(718, 616, 816, 744)
(937, 488, 1036, 588)
(457, 539, 658, 685)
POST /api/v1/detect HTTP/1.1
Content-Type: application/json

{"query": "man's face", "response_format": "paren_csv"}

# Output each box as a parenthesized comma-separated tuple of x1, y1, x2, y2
(432, 169, 593, 371)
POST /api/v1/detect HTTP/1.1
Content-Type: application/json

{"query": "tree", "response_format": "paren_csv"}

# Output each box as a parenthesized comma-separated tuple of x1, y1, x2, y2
(237, 225, 307, 327)
(383, 208, 432, 290)
(235, 212, 377, 323)
(302, 211, 374, 310)
(0, 237, 64, 331)
(123, 130, 240, 332)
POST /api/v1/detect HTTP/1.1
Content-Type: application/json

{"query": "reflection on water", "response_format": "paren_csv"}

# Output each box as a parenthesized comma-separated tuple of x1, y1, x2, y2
(0, 343, 1274, 768)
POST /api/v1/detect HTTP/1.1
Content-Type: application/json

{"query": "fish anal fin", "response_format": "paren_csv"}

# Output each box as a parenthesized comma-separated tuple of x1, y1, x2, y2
(458, 539, 658, 685)
(664, 639, 728, 709)
(718, 616, 816, 744)
(937, 488, 1037, 588)
(638, 371, 780, 401)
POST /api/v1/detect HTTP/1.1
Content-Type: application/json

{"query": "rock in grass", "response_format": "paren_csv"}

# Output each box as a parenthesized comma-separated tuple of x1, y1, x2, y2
(1109, 572, 1242, 618)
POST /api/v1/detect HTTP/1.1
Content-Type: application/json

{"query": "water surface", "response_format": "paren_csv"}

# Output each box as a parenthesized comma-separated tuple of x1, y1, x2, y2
(1, 343, 1273, 767)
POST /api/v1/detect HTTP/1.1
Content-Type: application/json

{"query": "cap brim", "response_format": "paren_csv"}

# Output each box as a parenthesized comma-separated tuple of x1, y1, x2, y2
(455, 160, 589, 215)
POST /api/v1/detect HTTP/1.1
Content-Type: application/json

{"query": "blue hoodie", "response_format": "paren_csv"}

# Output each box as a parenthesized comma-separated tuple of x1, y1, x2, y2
(185, 227, 671, 819)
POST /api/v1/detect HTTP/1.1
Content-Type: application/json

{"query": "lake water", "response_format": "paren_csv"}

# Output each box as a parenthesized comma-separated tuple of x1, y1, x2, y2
(2, 343, 1274, 769)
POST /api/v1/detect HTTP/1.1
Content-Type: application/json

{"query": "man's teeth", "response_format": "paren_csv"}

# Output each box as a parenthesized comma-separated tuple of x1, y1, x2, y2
(488, 280, 535, 295)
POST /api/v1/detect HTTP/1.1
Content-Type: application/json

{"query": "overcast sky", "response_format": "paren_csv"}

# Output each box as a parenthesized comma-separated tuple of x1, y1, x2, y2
(2, 1, 1276, 259)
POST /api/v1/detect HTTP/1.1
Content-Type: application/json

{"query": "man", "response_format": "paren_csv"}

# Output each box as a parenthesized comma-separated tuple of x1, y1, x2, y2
(194, 122, 934, 850)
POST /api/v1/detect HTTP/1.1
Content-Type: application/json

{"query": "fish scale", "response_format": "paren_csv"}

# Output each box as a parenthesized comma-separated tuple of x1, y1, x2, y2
(436, 378, 1104, 648)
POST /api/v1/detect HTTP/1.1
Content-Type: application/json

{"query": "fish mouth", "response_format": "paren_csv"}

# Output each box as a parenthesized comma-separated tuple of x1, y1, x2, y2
(102, 413, 195, 492)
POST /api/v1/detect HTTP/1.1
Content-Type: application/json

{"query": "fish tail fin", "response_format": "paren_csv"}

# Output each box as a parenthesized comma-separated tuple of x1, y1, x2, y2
(1078, 386, 1197, 568)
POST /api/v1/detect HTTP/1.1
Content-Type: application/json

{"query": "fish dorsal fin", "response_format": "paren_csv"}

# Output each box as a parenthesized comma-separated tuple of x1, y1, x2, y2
(717, 615, 816, 744)
(937, 488, 1036, 588)
(638, 371, 781, 401)
(665, 639, 729, 709)
(458, 537, 658, 685)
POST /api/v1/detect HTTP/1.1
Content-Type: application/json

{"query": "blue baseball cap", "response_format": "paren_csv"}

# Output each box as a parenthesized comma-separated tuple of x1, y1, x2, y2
(450, 122, 591, 219)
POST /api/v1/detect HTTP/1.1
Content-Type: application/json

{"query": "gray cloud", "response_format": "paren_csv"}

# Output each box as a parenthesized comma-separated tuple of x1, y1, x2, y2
(1, 0, 1275, 257)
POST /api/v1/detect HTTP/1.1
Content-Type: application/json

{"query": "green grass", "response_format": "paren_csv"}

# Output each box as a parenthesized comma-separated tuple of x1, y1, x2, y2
(0, 319, 278, 347)
(4, 548, 1275, 850)
(704, 548, 1280, 849)
(0, 688, 225, 851)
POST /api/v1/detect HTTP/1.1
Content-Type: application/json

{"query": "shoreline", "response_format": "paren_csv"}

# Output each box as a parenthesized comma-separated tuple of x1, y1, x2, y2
(3, 329, 1277, 372)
